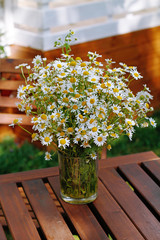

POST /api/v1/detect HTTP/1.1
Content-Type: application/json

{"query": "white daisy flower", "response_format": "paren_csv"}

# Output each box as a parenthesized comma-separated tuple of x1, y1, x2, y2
(125, 118, 135, 126)
(94, 134, 106, 146)
(40, 133, 53, 146)
(45, 152, 52, 161)
(90, 153, 97, 160)
(31, 133, 39, 142)
(131, 70, 143, 80)
(149, 118, 156, 127)
(58, 138, 70, 149)
(87, 95, 98, 108)
(9, 118, 22, 128)
(112, 105, 121, 114)
(47, 104, 56, 111)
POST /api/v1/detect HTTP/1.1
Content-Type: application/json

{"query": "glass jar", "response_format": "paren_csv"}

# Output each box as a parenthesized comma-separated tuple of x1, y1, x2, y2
(58, 152, 98, 204)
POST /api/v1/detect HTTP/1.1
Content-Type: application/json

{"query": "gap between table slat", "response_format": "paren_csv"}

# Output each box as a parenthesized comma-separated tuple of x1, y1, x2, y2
(141, 160, 160, 185)
(0, 224, 7, 240)
(118, 163, 160, 217)
(92, 180, 145, 240)
(99, 167, 160, 240)
(22, 179, 74, 240)
(0, 182, 41, 240)
(48, 176, 109, 240)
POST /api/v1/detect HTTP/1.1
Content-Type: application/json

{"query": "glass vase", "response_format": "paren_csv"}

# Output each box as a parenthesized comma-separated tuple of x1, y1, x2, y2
(58, 152, 98, 204)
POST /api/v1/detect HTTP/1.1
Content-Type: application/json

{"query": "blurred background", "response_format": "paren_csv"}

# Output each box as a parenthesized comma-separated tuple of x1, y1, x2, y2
(0, 0, 160, 174)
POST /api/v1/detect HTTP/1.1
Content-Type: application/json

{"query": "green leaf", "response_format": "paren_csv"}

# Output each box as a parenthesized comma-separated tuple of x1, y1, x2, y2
(73, 235, 80, 240)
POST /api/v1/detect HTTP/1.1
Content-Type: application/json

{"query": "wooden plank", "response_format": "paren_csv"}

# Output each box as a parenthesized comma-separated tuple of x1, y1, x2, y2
(0, 183, 41, 240)
(93, 180, 144, 240)
(22, 179, 74, 240)
(0, 97, 20, 108)
(0, 224, 7, 240)
(119, 163, 160, 216)
(0, 113, 33, 125)
(0, 166, 58, 183)
(99, 168, 160, 240)
(0, 80, 24, 90)
(142, 160, 160, 185)
(99, 151, 158, 168)
(0, 58, 32, 74)
(48, 176, 109, 240)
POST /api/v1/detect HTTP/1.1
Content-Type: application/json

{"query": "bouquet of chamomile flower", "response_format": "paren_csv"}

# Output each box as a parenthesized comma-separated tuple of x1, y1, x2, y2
(10, 30, 156, 161)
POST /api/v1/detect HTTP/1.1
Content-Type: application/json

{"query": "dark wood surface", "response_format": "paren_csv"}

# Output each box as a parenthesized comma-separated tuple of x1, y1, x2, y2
(0, 151, 159, 240)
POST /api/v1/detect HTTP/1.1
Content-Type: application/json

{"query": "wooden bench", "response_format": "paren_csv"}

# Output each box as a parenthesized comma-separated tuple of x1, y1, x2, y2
(0, 58, 33, 126)
(0, 151, 159, 240)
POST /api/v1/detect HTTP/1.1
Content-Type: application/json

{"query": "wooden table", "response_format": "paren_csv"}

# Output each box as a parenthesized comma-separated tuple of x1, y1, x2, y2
(0, 151, 160, 240)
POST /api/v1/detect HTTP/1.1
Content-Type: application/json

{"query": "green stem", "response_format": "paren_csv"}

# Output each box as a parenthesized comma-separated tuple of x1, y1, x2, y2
(17, 124, 32, 135)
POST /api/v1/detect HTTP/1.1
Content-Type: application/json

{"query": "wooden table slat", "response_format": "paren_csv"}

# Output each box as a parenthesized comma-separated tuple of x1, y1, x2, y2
(48, 176, 109, 240)
(22, 179, 74, 240)
(0, 166, 59, 183)
(0, 224, 7, 240)
(119, 163, 160, 216)
(99, 151, 158, 168)
(0, 183, 41, 240)
(142, 160, 160, 184)
(93, 180, 145, 240)
(99, 168, 160, 240)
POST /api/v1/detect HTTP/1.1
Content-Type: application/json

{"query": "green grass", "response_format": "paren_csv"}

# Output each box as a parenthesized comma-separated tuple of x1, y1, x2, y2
(0, 110, 159, 174)
(0, 136, 58, 174)
(107, 110, 160, 158)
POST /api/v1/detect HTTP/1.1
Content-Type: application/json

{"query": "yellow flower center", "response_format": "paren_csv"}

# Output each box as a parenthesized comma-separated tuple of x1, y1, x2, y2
(79, 114, 83, 119)
(92, 127, 97, 132)
(63, 90, 68, 94)
(101, 83, 106, 88)
(97, 137, 103, 142)
(81, 62, 86, 67)
(63, 97, 69, 103)
(67, 127, 73, 133)
(69, 88, 74, 92)
(13, 119, 19, 124)
(60, 139, 66, 145)
(41, 114, 47, 120)
(75, 57, 81, 61)
(91, 78, 96, 82)
(61, 119, 65, 123)
(113, 88, 119, 93)
(81, 130, 86, 135)
(60, 132, 65, 136)
(134, 72, 139, 77)
(90, 119, 94, 124)
(57, 64, 62, 68)
(71, 70, 77, 74)
(70, 61, 76, 67)
(56, 113, 61, 118)
(90, 99, 95, 104)
(32, 133, 37, 139)
(70, 77, 76, 83)
(75, 94, 80, 98)
(88, 89, 93, 92)
(117, 96, 122, 100)
(73, 105, 78, 110)
(107, 144, 111, 150)
(44, 137, 50, 142)
(83, 71, 89, 75)
(106, 82, 111, 87)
